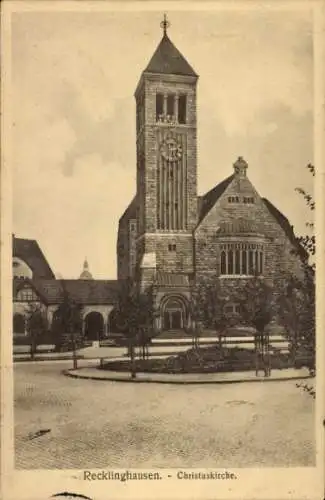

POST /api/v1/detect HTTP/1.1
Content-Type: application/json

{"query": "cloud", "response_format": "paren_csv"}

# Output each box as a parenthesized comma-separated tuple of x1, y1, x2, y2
(57, 83, 135, 176)
(13, 154, 135, 278)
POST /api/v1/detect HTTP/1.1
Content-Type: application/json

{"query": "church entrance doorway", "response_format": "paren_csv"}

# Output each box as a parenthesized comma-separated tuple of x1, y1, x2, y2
(162, 297, 186, 331)
(164, 310, 182, 330)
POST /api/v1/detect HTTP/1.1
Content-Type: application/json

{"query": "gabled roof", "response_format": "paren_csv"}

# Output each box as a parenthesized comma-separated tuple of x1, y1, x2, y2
(197, 178, 307, 260)
(144, 34, 197, 77)
(19, 279, 120, 306)
(13, 236, 55, 279)
(262, 198, 308, 259)
(198, 174, 234, 224)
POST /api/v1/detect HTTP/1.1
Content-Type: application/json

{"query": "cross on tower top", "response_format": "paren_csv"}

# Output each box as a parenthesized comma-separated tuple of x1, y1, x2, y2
(160, 13, 170, 36)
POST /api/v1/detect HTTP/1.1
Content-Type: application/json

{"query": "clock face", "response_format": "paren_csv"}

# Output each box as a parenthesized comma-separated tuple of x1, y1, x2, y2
(160, 137, 183, 162)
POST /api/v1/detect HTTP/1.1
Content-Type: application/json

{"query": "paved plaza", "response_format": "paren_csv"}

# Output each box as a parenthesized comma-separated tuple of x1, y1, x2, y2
(14, 361, 315, 469)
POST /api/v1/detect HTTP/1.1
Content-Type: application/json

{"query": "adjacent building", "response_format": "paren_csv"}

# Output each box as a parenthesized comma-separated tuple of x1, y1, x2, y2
(13, 236, 118, 340)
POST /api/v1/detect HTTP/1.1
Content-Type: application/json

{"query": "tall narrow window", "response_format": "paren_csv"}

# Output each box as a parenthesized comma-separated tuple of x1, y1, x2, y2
(219, 244, 264, 277)
(178, 95, 187, 124)
(228, 250, 234, 274)
(259, 251, 263, 275)
(156, 93, 164, 121)
(167, 94, 175, 116)
(242, 250, 247, 275)
(221, 251, 226, 275)
(255, 251, 259, 275)
(249, 250, 254, 275)
(235, 249, 241, 274)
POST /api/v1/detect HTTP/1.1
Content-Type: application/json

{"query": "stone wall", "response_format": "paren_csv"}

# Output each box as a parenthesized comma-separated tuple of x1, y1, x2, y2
(117, 213, 137, 282)
(194, 173, 305, 288)
(137, 233, 194, 274)
(135, 73, 198, 290)
(140, 75, 198, 233)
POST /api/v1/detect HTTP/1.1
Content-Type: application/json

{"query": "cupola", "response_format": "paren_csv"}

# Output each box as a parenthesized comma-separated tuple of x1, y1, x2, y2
(79, 258, 93, 280)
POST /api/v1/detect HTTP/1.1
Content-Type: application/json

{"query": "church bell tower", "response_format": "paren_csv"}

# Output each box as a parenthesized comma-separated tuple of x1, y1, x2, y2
(135, 15, 199, 282)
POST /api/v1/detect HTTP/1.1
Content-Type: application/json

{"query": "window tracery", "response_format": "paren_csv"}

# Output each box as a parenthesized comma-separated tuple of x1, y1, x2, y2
(220, 243, 264, 276)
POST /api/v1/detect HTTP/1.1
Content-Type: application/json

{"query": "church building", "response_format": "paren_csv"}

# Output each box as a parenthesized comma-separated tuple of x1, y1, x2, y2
(117, 17, 305, 334)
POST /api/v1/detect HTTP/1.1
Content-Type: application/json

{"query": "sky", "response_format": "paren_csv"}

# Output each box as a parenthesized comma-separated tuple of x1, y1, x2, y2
(11, 6, 314, 279)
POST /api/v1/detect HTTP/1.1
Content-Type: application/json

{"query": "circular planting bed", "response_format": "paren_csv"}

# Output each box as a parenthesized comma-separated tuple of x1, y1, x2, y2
(99, 346, 308, 374)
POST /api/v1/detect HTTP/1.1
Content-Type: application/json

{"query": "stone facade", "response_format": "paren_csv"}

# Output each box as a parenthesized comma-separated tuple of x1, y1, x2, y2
(195, 171, 304, 285)
(116, 27, 306, 334)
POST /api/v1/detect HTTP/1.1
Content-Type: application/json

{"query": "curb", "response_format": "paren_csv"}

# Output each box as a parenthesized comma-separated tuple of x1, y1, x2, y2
(14, 356, 85, 362)
(63, 368, 313, 385)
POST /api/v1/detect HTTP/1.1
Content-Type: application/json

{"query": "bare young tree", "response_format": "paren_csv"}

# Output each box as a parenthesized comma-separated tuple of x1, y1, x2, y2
(25, 303, 48, 360)
(52, 282, 83, 369)
(238, 277, 276, 377)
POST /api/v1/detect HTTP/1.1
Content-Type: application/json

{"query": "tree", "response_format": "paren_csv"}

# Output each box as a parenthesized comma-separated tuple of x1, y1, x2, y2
(190, 276, 236, 351)
(135, 288, 154, 360)
(117, 286, 155, 376)
(283, 163, 316, 372)
(238, 277, 276, 376)
(188, 282, 204, 349)
(278, 274, 315, 368)
(25, 303, 48, 360)
(52, 282, 83, 368)
(117, 292, 139, 378)
(295, 163, 315, 259)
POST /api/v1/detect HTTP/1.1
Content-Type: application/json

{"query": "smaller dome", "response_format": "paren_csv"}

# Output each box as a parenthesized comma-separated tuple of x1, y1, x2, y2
(79, 258, 93, 280)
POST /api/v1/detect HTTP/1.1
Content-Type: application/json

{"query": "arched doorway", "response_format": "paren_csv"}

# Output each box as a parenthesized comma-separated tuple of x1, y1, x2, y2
(84, 312, 104, 341)
(162, 296, 187, 331)
(13, 313, 25, 335)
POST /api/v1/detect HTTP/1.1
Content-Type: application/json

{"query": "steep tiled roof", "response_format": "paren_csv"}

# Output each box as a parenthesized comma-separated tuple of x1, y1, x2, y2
(262, 198, 308, 259)
(144, 34, 197, 77)
(24, 279, 119, 305)
(119, 195, 137, 224)
(197, 175, 234, 224)
(13, 236, 55, 279)
(155, 271, 189, 287)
